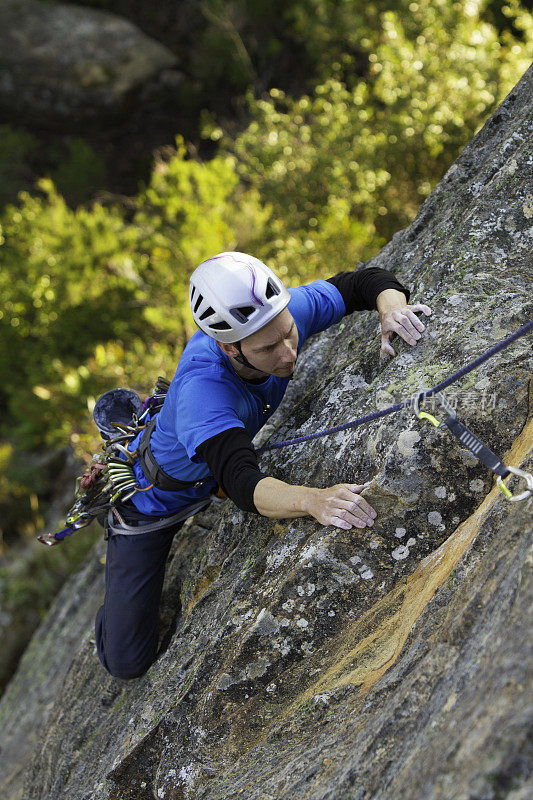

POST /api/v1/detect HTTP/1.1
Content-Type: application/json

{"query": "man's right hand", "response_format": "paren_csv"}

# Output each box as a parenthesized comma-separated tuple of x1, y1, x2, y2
(302, 483, 376, 530)
(253, 477, 377, 529)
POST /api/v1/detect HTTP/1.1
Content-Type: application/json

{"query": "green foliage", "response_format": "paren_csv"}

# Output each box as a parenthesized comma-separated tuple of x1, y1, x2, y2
(0, 127, 107, 213)
(0, 139, 250, 454)
(190, 0, 257, 92)
(228, 0, 532, 277)
(0, 178, 150, 446)
(287, 0, 532, 86)
(134, 136, 240, 337)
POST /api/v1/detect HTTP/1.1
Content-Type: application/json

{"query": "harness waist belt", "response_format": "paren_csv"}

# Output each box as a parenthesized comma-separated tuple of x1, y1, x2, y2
(137, 417, 210, 492)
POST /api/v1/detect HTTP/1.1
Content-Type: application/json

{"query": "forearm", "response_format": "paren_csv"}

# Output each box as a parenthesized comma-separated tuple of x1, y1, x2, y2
(376, 288, 409, 317)
(326, 267, 410, 313)
(253, 476, 317, 519)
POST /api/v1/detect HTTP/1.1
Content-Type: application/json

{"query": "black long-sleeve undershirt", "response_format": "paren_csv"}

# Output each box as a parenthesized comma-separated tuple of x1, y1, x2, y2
(195, 427, 267, 514)
(326, 266, 410, 313)
(195, 267, 412, 513)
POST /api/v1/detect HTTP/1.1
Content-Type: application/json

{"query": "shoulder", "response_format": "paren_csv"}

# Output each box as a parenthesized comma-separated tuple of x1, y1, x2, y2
(177, 364, 244, 407)
(173, 360, 247, 459)
(177, 334, 228, 384)
(288, 279, 344, 309)
(175, 342, 245, 412)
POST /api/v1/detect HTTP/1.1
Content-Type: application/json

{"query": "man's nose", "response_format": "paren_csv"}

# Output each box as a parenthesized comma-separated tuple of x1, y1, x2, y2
(281, 341, 296, 362)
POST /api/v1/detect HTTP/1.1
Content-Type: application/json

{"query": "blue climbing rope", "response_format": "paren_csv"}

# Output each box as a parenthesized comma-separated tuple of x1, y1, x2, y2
(257, 318, 533, 455)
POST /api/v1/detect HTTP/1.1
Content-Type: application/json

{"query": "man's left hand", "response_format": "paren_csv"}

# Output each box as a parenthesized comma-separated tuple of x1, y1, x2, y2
(380, 303, 432, 356)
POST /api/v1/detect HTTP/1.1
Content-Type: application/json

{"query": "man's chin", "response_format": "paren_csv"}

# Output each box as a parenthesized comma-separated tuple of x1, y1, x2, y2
(277, 366, 295, 378)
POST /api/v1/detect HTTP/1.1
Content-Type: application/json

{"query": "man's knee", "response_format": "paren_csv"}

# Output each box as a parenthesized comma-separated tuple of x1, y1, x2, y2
(94, 604, 159, 680)
(104, 659, 153, 680)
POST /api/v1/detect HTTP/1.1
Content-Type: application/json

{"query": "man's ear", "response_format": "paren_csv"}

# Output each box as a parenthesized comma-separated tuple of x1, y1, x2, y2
(216, 341, 239, 358)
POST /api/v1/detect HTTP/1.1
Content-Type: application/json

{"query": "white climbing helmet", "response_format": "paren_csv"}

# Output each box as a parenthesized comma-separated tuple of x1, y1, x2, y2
(189, 251, 291, 343)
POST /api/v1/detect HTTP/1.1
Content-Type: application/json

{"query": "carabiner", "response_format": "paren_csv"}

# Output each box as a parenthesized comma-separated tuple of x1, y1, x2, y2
(413, 389, 457, 427)
(496, 465, 533, 502)
(65, 511, 89, 528)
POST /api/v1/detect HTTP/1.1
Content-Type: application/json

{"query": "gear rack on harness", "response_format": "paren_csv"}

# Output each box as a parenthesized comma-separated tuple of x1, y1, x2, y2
(38, 378, 215, 546)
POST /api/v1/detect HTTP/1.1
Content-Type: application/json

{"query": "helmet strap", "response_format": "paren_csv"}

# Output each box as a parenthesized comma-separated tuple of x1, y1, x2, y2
(234, 341, 265, 374)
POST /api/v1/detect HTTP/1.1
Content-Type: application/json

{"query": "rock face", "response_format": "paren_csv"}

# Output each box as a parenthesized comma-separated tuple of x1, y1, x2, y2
(0, 0, 179, 128)
(0, 66, 532, 800)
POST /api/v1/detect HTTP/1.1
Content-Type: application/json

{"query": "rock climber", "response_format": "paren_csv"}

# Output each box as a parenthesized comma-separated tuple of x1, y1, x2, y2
(95, 251, 431, 680)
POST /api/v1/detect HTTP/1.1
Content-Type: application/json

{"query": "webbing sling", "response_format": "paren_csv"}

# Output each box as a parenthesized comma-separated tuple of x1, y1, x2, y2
(105, 496, 213, 537)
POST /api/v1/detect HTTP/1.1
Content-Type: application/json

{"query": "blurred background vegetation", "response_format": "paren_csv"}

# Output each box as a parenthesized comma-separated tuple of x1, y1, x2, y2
(0, 0, 531, 693)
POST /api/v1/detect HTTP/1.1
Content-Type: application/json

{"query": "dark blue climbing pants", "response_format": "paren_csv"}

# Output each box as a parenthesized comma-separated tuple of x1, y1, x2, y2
(95, 519, 184, 680)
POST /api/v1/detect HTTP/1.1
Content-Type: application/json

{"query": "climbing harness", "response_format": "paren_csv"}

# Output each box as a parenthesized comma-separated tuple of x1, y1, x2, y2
(256, 319, 533, 503)
(137, 416, 211, 493)
(37, 377, 216, 546)
(104, 496, 215, 539)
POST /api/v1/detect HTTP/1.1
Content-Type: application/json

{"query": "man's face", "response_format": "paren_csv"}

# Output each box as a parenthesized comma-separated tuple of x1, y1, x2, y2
(237, 308, 299, 377)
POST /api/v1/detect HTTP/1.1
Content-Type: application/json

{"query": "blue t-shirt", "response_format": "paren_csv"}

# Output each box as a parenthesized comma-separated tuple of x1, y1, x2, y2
(126, 280, 345, 515)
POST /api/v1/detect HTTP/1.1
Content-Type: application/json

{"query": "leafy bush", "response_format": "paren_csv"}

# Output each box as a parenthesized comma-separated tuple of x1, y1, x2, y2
(227, 0, 532, 281)
(49, 138, 107, 207)
(0, 178, 149, 446)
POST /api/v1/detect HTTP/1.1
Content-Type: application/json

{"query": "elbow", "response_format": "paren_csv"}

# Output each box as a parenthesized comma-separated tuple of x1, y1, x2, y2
(223, 474, 268, 515)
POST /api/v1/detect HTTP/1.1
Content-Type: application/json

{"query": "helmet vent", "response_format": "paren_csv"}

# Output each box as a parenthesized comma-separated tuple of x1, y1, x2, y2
(199, 306, 215, 321)
(210, 321, 232, 331)
(266, 279, 281, 299)
(190, 286, 196, 302)
(193, 294, 203, 314)
(230, 305, 256, 323)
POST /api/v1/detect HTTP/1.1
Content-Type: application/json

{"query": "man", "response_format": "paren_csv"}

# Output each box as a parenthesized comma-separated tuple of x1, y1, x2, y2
(95, 252, 431, 680)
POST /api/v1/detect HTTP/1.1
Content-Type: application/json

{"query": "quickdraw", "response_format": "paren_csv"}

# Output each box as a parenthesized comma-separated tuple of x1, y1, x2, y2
(413, 390, 533, 503)
(256, 320, 532, 503)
